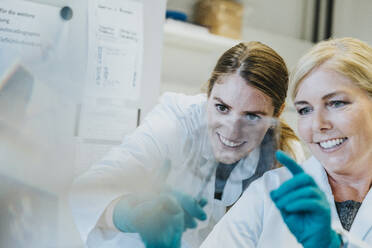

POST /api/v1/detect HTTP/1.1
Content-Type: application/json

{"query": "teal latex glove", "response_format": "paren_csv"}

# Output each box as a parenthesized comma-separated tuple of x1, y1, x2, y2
(113, 193, 184, 248)
(153, 159, 208, 230)
(270, 150, 341, 248)
(171, 191, 208, 230)
(113, 191, 207, 248)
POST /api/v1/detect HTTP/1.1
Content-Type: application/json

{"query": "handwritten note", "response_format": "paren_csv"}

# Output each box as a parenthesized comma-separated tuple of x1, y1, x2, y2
(86, 0, 143, 100)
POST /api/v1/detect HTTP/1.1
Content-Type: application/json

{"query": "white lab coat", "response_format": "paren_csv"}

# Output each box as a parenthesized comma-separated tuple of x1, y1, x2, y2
(201, 156, 372, 248)
(69, 92, 303, 248)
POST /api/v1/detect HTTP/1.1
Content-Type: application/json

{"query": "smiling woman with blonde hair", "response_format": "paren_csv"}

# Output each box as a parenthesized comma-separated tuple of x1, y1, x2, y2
(202, 37, 372, 247)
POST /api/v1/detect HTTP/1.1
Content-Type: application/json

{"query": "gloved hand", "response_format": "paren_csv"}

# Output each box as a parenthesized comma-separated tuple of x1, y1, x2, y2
(113, 191, 207, 248)
(113, 193, 184, 248)
(270, 150, 341, 248)
(170, 190, 208, 230)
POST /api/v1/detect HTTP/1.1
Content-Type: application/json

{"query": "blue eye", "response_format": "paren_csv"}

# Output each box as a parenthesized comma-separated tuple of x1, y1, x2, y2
(328, 100, 348, 108)
(297, 106, 312, 115)
(245, 113, 261, 121)
(215, 104, 229, 113)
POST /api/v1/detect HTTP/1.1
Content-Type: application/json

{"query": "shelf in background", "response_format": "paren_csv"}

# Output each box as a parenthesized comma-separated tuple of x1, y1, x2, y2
(163, 19, 240, 52)
(163, 19, 313, 68)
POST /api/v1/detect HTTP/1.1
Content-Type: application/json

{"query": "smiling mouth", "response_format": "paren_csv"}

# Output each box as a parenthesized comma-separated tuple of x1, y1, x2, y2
(317, 137, 348, 149)
(217, 133, 245, 148)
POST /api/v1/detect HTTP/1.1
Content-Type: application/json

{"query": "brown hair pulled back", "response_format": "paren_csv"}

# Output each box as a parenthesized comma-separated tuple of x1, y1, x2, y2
(207, 41, 300, 161)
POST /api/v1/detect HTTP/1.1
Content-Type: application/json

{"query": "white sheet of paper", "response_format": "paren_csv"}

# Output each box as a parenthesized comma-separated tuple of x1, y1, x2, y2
(86, 0, 143, 100)
(78, 97, 138, 141)
(0, 0, 64, 62)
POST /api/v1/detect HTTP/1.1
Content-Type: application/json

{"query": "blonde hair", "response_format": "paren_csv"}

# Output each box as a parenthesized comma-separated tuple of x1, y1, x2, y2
(291, 37, 372, 100)
(207, 41, 301, 162)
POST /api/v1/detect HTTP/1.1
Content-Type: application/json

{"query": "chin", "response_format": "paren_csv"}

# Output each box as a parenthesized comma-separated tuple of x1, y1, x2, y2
(215, 153, 240, 164)
(315, 153, 348, 171)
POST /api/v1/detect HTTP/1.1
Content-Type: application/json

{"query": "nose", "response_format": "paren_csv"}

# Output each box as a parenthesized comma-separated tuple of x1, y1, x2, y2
(225, 114, 244, 139)
(312, 109, 332, 132)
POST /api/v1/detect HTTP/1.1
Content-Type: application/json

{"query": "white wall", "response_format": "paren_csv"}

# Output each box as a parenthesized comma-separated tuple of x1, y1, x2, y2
(333, 0, 372, 45)
(140, 0, 167, 116)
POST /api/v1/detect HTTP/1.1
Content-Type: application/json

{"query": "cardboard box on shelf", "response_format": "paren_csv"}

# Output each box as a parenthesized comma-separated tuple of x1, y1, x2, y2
(194, 0, 243, 39)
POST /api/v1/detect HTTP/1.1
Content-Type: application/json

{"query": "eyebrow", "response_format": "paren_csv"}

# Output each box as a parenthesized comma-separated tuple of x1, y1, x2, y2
(213, 97, 231, 108)
(294, 91, 347, 106)
(213, 96, 268, 115)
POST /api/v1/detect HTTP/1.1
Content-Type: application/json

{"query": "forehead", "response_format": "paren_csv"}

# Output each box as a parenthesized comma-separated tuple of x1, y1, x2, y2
(295, 67, 361, 101)
(210, 73, 273, 112)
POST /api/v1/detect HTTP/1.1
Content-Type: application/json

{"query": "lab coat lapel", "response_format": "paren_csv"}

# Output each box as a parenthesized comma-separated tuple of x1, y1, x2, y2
(349, 188, 372, 241)
(305, 157, 372, 241)
(303, 157, 332, 194)
(304, 157, 344, 229)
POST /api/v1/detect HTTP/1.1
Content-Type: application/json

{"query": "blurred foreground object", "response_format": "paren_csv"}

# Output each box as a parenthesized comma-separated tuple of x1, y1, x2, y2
(194, 0, 243, 39)
(0, 61, 33, 126)
(0, 175, 58, 247)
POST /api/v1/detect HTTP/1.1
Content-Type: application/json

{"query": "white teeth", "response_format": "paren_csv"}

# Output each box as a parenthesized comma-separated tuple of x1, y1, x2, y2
(319, 138, 346, 149)
(219, 134, 244, 148)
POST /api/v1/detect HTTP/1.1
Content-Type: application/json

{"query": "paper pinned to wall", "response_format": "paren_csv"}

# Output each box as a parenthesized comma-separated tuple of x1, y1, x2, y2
(0, 0, 66, 63)
(86, 0, 143, 100)
(76, 0, 144, 173)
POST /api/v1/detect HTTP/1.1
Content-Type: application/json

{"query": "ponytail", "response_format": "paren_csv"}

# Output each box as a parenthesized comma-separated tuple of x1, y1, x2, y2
(276, 118, 304, 165)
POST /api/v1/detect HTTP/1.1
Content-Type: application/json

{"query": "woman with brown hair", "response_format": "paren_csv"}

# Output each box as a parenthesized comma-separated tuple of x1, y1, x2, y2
(70, 41, 304, 248)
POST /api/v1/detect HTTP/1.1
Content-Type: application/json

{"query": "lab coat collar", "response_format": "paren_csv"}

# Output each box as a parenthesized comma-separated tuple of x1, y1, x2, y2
(349, 186, 372, 240)
(302, 157, 343, 230)
(220, 148, 260, 206)
(303, 156, 332, 194)
(230, 148, 260, 181)
(303, 156, 372, 240)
